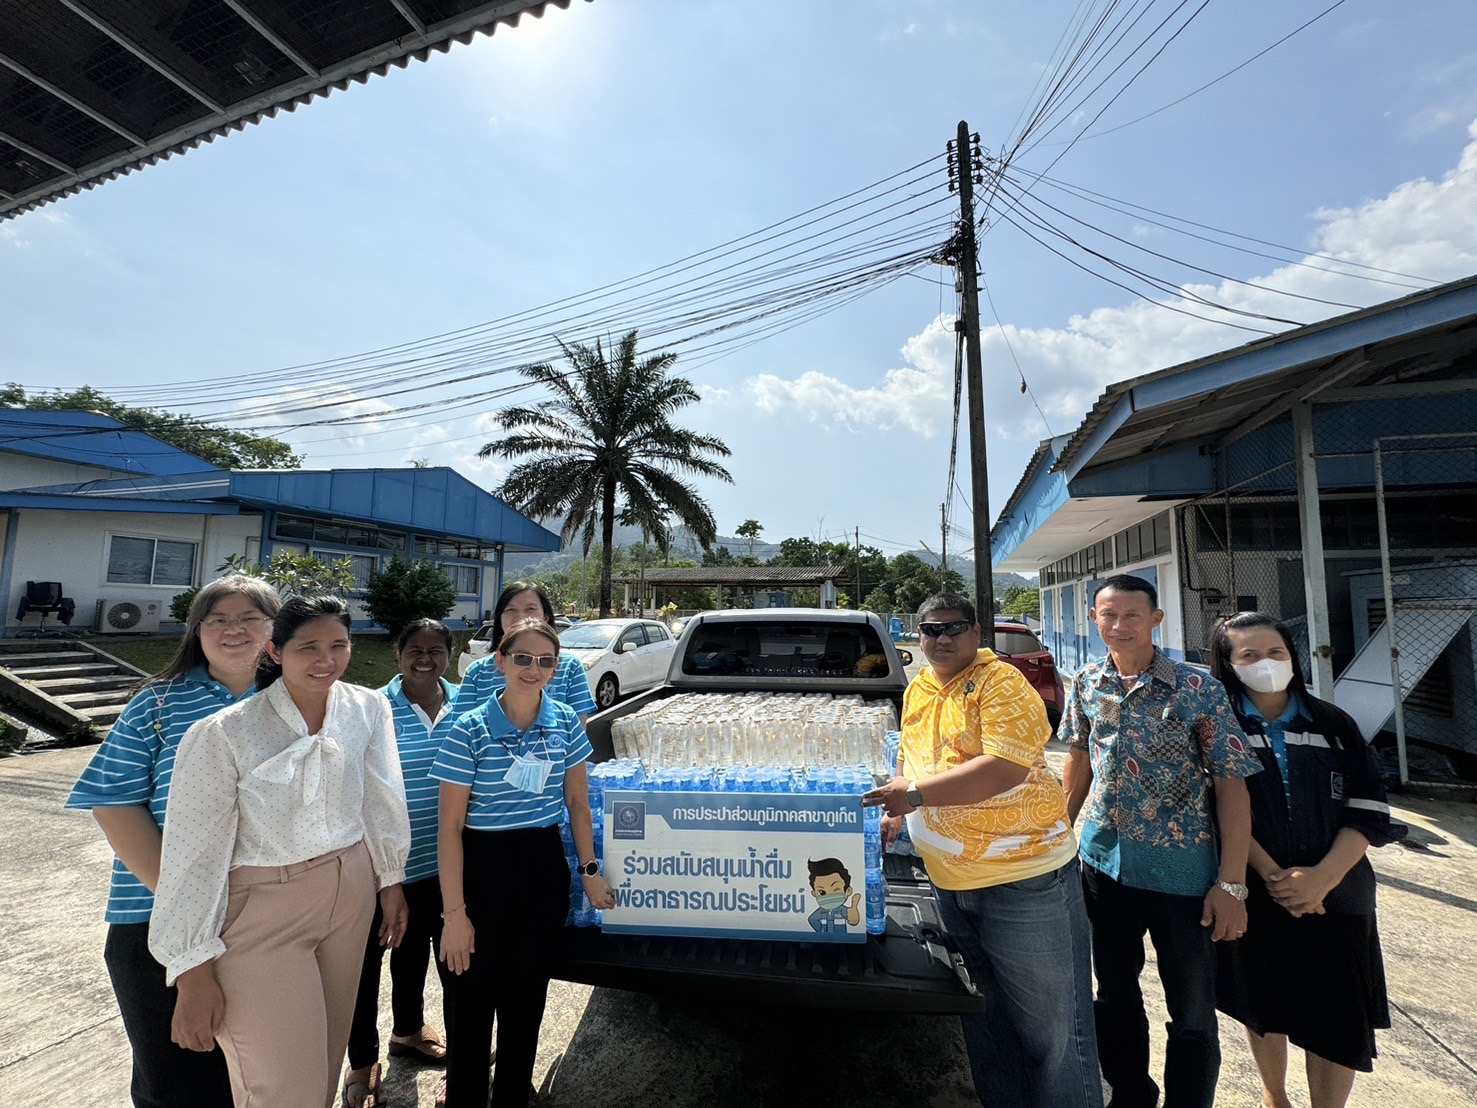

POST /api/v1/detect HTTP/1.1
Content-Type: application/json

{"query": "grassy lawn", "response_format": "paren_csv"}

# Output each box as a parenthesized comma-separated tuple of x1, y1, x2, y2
(98, 630, 475, 690)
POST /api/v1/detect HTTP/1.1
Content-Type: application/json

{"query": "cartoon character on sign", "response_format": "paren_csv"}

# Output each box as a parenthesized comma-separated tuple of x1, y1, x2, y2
(805, 858, 861, 934)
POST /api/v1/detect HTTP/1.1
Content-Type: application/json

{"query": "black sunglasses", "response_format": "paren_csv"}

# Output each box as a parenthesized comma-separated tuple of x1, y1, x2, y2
(919, 619, 974, 639)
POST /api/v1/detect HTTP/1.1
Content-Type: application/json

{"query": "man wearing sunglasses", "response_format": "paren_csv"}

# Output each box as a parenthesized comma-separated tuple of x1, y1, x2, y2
(863, 593, 1101, 1108)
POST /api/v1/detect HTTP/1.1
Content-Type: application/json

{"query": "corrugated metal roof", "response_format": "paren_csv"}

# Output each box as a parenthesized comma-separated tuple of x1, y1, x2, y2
(0, 408, 225, 477)
(611, 567, 848, 586)
(0, 0, 588, 222)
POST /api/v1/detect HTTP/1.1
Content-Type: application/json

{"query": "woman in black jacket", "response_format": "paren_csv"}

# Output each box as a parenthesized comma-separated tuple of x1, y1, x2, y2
(1209, 612, 1397, 1108)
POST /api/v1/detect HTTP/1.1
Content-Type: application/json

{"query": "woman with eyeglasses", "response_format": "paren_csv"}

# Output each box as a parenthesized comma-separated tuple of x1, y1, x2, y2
(1209, 612, 1396, 1108)
(456, 581, 594, 722)
(66, 574, 280, 1108)
(342, 619, 460, 1108)
(149, 594, 412, 1108)
(431, 618, 615, 1108)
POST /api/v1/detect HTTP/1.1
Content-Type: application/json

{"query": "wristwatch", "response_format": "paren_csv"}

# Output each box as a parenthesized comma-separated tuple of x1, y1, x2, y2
(578, 860, 600, 878)
(1216, 879, 1249, 901)
(905, 780, 925, 809)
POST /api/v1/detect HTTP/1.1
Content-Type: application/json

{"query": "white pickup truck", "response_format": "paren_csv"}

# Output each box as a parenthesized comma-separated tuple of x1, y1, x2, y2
(556, 608, 982, 1014)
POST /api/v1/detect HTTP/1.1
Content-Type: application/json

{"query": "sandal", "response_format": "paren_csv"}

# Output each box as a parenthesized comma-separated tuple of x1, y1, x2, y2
(434, 1075, 448, 1108)
(341, 1061, 382, 1108)
(388, 1024, 448, 1065)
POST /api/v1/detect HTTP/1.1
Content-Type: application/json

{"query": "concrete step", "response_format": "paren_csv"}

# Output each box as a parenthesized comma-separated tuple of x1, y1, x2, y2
(4, 663, 125, 680)
(75, 704, 126, 724)
(0, 651, 96, 667)
(29, 675, 138, 695)
(55, 690, 135, 709)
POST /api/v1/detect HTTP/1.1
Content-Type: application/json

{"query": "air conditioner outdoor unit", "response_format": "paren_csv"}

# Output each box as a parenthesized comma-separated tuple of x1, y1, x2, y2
(95, 598, 162, 635)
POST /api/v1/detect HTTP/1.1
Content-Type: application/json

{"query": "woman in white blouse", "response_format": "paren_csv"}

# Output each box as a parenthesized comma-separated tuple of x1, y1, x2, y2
(149, 594, 412, 1108)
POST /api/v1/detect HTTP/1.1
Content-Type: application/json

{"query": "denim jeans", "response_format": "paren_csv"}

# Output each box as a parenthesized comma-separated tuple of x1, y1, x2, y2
(1082, 863, 1221, 1108)
(935, 857, 1104, 1108)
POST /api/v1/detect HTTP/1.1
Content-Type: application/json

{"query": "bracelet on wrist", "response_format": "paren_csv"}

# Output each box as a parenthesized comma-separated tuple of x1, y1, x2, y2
(441, 904, 465, 918)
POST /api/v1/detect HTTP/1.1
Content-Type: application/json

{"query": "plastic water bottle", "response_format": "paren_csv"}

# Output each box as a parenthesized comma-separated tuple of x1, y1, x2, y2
(866, 871, 886, 935)
(863, 807, 883, 873)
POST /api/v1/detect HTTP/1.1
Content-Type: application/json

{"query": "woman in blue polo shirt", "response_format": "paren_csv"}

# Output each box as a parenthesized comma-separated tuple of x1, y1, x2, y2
(342, 619, 460, 1108)
(432, 618, 614, 1108)
(456, 581, 594, 721)
(66, 574, 280, 1108)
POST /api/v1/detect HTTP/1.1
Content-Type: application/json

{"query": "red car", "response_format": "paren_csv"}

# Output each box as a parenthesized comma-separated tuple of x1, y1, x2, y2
(990, 620, 1065, 728)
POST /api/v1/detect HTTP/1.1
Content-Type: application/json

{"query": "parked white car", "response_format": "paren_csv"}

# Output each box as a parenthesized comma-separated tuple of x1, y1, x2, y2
(560, 618, 677, 709)
(458, 617, 573, 678)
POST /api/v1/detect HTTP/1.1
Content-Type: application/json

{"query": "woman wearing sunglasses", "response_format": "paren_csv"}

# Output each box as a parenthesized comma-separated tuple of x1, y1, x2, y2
(431, 619, 614, 1108)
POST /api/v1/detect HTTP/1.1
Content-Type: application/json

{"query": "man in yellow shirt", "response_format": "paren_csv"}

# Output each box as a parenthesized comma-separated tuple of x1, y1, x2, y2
(865, 593, 1102, 1108)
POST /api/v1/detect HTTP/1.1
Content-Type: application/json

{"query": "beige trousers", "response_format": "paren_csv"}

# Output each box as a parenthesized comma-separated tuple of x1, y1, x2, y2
(215, 841, 376, 1108)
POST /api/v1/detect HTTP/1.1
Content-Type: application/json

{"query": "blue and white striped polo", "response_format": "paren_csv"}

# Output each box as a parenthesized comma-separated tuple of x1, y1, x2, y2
(65, 669, 249, 924)
(430, 692, 592, 831)
(379, 674, 461, 884)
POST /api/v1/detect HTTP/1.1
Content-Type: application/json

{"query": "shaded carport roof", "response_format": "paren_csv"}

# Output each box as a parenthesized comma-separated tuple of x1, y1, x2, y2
(990, 274, 1477, 571)
(0, 0, 585, 222)
(611, 567, 849, 587)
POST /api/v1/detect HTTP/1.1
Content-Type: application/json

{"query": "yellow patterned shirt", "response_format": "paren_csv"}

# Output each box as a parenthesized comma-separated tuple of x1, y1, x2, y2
(900, 649, 1077, 890)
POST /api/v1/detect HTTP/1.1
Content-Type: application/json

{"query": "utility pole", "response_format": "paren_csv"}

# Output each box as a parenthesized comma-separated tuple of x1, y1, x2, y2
(939, 502, 948, 577)
(854, 525, 862, 609)
(948, 120, 995, 645)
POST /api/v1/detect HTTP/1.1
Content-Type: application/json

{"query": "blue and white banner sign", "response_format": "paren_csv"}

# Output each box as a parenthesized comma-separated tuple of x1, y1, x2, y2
(602, 790, 867, 943)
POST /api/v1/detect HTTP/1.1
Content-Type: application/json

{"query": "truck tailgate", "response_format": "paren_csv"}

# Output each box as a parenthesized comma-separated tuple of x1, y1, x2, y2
(553, 854, 981, 1014)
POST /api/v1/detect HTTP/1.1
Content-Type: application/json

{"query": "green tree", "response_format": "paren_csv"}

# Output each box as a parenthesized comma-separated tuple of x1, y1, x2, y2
(1000, 584, 1041, 620)
(219, 552, 356, 597)
(363, 556, 457, 637)
(479, 331, 733, 617)
(860, 586, 893, 613)
(3, 384, 302, 468)
(735, 518, 764, 559)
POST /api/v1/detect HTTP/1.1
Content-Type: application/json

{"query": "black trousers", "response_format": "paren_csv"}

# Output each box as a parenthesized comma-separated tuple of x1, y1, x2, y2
(444, 825, 570, 1108)
(347, 874, 454, 1070)
(1082, 864, 1221, 1108)
(103, 922, 233, 1108)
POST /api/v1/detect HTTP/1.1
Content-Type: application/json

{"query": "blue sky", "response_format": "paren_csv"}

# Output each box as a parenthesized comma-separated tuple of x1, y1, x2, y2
(3, 0, 1477, 562)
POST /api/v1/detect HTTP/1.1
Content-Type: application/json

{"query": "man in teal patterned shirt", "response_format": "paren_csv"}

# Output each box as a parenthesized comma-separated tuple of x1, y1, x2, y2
(1062, 575, 1261, 1108)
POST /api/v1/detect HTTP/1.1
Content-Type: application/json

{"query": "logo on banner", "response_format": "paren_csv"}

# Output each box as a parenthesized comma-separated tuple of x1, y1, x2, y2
(612, 801, 647, 840)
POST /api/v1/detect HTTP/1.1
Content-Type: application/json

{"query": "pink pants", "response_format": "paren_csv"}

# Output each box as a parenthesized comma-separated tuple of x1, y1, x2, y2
(215, 841, 376, 1108)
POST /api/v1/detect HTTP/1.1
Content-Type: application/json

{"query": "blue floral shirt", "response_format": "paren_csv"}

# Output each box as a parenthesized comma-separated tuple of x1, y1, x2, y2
(1061, 650, 1260, 896)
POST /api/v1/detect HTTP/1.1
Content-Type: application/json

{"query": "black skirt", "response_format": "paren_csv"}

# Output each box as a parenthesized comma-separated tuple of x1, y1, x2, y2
(1216, 882, 1389, 1072)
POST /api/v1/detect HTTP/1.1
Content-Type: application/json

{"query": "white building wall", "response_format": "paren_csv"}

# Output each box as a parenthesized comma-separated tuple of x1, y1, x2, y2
(0, 454, 133, 491)
(6, 508, 260, 632)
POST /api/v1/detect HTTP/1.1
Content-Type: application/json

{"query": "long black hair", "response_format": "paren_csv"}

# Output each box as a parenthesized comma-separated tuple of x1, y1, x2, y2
(255, 594, 353, 690)
(489, 580, 555, 653)
(1208, 611, 1309, 708)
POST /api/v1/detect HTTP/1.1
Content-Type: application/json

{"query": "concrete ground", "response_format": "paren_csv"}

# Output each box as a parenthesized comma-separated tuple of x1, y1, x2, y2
(2, 742, 1475, 1107)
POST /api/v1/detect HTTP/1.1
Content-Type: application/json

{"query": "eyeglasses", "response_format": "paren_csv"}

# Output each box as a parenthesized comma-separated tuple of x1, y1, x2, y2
(919, 619, 974, 639)
(506, 652, 558, 671)
(200, 615, 270, 632)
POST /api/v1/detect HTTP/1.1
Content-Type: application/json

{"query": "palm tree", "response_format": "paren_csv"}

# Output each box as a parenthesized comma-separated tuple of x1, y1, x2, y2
(479, 330, 733, 617)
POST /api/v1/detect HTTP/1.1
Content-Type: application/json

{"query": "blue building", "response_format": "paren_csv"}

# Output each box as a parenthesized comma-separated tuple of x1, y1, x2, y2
(989, 276, 1477, 765)
(1, 409, 560, 634)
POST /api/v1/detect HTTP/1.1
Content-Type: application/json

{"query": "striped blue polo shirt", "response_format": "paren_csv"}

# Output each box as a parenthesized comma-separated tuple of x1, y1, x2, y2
(430, 691, 592, 831)
(379, 674, 461, 884)
(65, 669, 250, 924)
(458, 651, 595, 718)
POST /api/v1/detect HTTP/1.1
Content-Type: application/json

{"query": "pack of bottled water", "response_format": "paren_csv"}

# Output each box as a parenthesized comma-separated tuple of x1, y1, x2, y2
(565, 757, 888, 935)
(608, 692, 898, 773)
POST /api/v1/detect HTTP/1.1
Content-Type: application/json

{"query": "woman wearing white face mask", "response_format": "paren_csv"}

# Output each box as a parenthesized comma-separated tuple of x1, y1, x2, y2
(1208, 613, 1397, 1108)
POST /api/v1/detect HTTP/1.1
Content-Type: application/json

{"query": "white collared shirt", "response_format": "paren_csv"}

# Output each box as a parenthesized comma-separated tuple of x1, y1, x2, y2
(149, 679, 411, 983)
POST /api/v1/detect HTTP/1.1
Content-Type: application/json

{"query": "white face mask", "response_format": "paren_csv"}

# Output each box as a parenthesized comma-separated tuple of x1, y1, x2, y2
(1233, 657, 1294, 694)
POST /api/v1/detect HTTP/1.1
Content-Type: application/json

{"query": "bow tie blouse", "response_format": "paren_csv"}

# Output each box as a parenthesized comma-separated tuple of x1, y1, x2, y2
(149, 679, 411, 983)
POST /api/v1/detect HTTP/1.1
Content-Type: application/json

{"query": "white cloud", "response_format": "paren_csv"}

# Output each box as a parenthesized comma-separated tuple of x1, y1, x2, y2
(743, 118, 1477, 448)
(236, 384, 398, 459)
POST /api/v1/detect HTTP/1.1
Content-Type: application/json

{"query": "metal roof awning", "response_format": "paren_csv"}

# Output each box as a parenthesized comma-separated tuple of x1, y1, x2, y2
(0, 0, 586, 221)
(611, 567, 849, 587)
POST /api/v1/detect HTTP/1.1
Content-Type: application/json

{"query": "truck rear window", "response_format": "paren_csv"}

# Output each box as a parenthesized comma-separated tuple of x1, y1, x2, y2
(680, 621, 892, 678)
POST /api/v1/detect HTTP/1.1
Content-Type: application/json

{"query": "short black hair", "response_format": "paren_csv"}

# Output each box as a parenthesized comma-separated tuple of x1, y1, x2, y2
(394, 618, 453, 653)
(1092, 574, 1158, 611)
(917, 592, 976, 624)
(807, 857, 852, 891)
